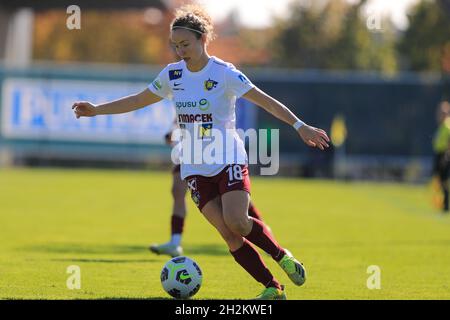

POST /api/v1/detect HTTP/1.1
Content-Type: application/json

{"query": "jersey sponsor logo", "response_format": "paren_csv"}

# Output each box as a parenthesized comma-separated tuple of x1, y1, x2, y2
(176, 99, 210, 111)
(199, 123, 213, 139)
(198, 99, 210, 111)
(174, 82, 182, 86)
(178, 113, 213, 123)
(204, 78, 218, 91)
(151, 78, 162, 91)
(169, 69, 183, 80)
(176, 101, 197, 109)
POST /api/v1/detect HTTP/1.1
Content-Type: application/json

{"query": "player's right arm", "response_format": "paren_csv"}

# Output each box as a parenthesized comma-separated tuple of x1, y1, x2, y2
(72, 88, 163, 119)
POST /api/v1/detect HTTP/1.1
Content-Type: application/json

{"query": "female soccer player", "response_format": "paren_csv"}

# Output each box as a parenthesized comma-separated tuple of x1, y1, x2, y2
(73, 5, 329, 299)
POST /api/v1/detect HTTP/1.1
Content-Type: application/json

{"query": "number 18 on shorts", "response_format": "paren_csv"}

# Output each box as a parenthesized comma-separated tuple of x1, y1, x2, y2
(186, 164, 251, 210)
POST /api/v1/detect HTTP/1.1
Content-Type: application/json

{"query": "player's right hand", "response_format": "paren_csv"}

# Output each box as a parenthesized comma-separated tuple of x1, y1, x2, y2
(72, 101, 97, 119)
(297, 125, 330, 150)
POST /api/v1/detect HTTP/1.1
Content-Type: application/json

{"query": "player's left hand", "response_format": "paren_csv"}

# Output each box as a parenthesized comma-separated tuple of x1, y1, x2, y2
(297, 125, 330, 150)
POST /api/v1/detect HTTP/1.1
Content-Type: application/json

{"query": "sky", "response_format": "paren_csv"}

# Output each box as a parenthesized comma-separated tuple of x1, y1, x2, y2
(198, 0, 421, 30)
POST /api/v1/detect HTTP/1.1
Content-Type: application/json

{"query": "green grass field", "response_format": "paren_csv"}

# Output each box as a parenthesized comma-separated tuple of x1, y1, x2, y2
(1, 168, 450, 300)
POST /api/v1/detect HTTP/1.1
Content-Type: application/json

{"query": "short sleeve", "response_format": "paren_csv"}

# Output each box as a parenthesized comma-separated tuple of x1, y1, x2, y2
(225, 66, 255, 98)
(148, 66, 172, 100)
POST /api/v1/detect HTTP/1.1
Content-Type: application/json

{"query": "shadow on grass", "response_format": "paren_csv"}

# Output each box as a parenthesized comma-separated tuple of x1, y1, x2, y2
(1, 297, 181, 300)
(92, 297, 223, 300)
(22, 240, 450, 257)
(95, 297, 175, 300)
(50, 258, 157, 263)
(81, 296, 220, 300)
(21, 243, 230, 257)
(20, 243, 148, 255)
(184, 243, 229, 256)
(300, 239, 450, 249)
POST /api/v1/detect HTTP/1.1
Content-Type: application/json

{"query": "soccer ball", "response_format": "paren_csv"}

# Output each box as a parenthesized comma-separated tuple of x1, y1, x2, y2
(160, 256, 202, 299)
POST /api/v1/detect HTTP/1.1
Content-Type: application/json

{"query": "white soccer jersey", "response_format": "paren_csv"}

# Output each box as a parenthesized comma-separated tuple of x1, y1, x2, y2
(148, 56, 255, 179)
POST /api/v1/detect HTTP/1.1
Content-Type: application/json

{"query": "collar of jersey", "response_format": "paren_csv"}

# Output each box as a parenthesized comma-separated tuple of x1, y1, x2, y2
(182, 56, 215, 77)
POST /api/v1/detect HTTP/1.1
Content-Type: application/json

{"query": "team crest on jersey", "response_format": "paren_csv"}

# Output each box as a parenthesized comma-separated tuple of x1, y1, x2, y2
(204, 78, 218, 91)
(199, 123, 213, 139)
(169, 69, 183, 80)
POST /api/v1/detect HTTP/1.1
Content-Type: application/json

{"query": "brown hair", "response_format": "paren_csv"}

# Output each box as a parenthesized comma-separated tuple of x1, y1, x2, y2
(170, 4, 216, 45)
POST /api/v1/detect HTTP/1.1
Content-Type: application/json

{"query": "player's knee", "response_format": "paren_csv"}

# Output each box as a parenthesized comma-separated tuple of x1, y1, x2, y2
(223, 214, 251, 236)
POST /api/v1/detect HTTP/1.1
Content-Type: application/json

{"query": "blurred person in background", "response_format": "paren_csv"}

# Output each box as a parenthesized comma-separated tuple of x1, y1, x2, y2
(432, 100, 450, 212)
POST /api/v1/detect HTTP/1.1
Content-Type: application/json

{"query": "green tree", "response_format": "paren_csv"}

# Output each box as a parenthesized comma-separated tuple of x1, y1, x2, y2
(398, 0, 450, 72)
(272, 0, 397, 74)
(33, 10, 173, 64)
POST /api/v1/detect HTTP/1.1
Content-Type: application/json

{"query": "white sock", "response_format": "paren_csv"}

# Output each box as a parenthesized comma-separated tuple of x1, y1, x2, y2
(171, 234, 182, 247)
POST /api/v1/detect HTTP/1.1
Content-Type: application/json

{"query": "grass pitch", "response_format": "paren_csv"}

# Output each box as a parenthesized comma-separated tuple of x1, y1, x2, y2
(1, 168, 449, 300)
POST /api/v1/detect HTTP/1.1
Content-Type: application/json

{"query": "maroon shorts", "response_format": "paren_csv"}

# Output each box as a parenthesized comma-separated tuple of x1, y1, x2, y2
(185, 164, 251, 211)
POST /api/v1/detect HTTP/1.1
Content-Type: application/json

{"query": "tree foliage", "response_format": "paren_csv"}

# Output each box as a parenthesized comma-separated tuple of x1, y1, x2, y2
(272, 0, 397, 74)
(31, 1, 450, 73)
(33, 10, 174, 64)
(398, 0, 450, 72)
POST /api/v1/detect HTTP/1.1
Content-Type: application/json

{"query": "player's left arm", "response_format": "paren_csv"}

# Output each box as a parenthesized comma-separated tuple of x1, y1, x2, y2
(242, 87, 330, 150)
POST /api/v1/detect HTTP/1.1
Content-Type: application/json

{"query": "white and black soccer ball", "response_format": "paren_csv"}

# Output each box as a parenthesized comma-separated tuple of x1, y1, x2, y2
(160, 256, 202, 299)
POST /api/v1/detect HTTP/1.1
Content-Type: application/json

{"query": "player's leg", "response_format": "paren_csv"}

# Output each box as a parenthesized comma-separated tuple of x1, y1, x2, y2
(200, 196, 285, 299)
(436, 153, 450, 212)
(150, 166, 187, 257)
(222, 190, 306, 287)
(170, 168, 188, 243)
(248, 201, 273, 235)
(439, 157, 449, 212)
(220, 165, 306, 286)
(221, 190, 284, 259)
